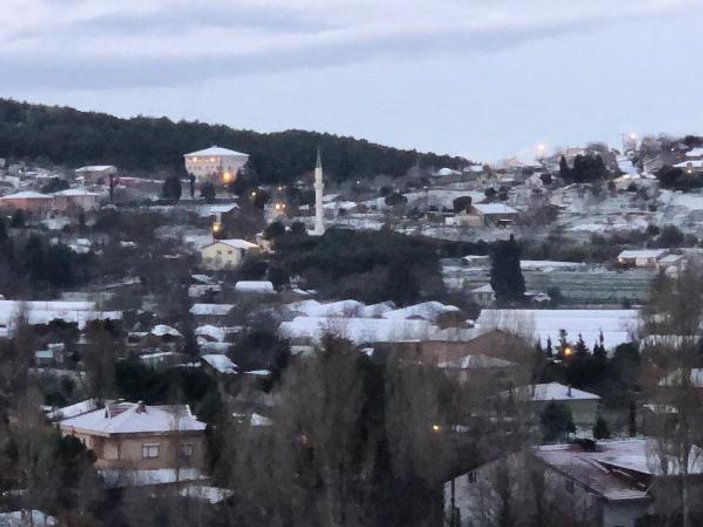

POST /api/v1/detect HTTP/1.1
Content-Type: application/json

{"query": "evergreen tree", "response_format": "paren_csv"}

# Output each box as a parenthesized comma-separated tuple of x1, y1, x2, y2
(575, 333, 588, 355)
(200, 181, 216, 203)
(559, 156, 570, 180)
(162, 175, 182, 202)
(489, 235, 525, 304)
(545, 337, 553, 358)
(593, 416, 610, 440)
(540, 401, 575, 442)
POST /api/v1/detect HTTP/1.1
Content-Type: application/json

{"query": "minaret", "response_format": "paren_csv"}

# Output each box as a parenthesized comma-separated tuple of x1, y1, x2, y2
(313, 148, 325, 236)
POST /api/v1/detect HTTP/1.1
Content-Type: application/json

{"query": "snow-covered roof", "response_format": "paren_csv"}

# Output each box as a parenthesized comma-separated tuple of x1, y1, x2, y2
(203, 238, 258, 251)
(476, 309, 640, 351)
(0, 191, 52, 200)
(526, 382, 600, 402)
(0, 300, 121, 335)
(618, 249, 668, 260)
(196, 325, 226, 342)
(383, 301, 460, 321)
(53, 188, 101, 197)
(674, 159, 703, 169)
(472, 203, 518, 215)
(184, 146, 248, 158)
(470, 284, 494, 294)
(280, 316, 436, 344)
(75, 165, 115, 172)
(235, 281, 275, 293)
(189, 303, 234, 316)
(201, 354, 238, 374)
(59, 402, 206, 436)
(686, 147, 703, 158)
(46, 398, 99, 421)
(659, 368, 703, 388)
(150, 324, 183, 338)
(535, 439, 703, 491)
(180, 485, 233, 504)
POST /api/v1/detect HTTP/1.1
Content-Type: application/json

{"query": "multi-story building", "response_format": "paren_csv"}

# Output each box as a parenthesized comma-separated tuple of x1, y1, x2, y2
(183, 146, 249, 182)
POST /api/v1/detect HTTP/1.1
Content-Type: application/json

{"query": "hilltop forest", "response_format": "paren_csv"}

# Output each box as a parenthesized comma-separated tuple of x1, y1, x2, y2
(0, 99, 466, 183)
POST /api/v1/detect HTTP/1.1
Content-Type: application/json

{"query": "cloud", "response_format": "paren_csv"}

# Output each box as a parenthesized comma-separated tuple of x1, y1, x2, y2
(0, 0, 698, 90)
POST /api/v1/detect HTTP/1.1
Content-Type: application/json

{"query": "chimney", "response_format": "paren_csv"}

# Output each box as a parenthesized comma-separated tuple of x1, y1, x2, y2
(136, 401, 147, 414)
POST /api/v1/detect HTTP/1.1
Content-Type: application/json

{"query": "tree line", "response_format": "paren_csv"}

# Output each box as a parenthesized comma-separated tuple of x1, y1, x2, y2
(0, 99, 466, 182)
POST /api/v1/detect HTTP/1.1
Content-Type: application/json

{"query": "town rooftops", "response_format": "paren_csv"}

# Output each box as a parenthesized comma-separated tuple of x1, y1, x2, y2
(75, 165, 115, 172)
(53, 188, 101, 197)
(59, 401, 206, 436)
(184, 146, 248, 158)
(472, 203, 518, 215)
(189, 303, 234, 316)
(201, 354, 238, 374)
(204, 238, 258, 250)
(0, 191, 52, 200)
(617, 249, 668, 260)
(527, 382, 601, 402)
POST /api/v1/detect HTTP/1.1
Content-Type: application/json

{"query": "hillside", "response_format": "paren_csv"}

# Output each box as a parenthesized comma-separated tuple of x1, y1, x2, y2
(0, 99, 467, 182)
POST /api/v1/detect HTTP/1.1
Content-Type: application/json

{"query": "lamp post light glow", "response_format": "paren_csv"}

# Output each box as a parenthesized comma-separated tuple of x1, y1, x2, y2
(212, 222, 222, 235)
(563, 346, 573, 357)
(432, 424, 441, 433)
(222, 170, 233, 184)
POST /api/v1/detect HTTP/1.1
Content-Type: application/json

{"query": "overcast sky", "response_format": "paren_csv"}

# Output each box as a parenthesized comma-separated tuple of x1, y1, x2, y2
(1, 0, 702, 161)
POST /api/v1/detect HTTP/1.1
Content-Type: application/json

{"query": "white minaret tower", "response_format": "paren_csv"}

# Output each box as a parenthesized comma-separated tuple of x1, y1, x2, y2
(312, 148, 325, 236)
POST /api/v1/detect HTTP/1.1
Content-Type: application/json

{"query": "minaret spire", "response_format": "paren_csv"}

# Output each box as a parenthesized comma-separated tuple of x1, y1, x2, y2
(313, 147, 325, 236)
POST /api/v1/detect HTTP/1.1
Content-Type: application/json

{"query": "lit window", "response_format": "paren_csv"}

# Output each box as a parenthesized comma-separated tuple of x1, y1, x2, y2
(142, 443, 160, 459)
(181, 443, 195, 458)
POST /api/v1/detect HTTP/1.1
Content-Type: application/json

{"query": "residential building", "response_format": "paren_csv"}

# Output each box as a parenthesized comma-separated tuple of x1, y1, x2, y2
(445, 439, 703, 527)
(0, 191, 53, 214)
(617, 249, 668, 268)
(184, 146, 249, 182)
(75, 165, 117, 186)
(200, 239, 259, 270)
(512, 382, 601, 430)
(52, 188, 101, 212)
(58, 401, 207, 486)
(449, 203, 519, 227)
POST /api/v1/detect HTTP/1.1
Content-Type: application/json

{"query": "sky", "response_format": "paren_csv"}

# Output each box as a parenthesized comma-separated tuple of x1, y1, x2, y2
(1, 0, 703, 162)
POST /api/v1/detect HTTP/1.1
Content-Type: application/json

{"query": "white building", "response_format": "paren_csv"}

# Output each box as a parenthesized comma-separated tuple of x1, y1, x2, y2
(617, 249, 668, 268)
(184, 146, 249, 182)
(200, 239, 259, 270)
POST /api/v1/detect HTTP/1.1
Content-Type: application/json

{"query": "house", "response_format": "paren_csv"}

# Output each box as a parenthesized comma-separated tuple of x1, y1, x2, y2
(189, 303, 234, 324)
(617, 249, 668, 268)
(58, 401, 207, 487)
(445, 439, 703, 527)
(52, 188, 102, 212)
(450, 203, 519, 227)
(75, 165, 117, 186)
(0, 191, 53, 214)
(184, 146, 249, 182)
(512, 382, 601, 430)
(201, 239, 259, 270)
(470, 284, 495, 306)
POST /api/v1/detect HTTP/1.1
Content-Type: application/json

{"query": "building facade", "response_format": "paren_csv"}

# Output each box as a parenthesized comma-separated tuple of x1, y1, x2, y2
(201, 239, 259, 270)
(184, 146, 249, 182)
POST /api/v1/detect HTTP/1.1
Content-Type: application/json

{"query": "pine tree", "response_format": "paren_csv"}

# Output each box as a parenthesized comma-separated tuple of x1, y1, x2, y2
(489, 234, 525, 304)
(545, 337, 553, 358)
(593, 416, 610, 439)
(559, 156, 571, 181)
(575, 333, 588, 355)
(162, 175, 182, 202)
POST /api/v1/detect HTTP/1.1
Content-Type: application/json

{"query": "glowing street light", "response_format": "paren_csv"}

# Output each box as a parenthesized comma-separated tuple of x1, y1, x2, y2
(432, 424, 441, 433)
(222, 170, 233, 184)
(537, 143, 546, 158)
(212, 222, 222, 235)
(563, 346, 573, 357)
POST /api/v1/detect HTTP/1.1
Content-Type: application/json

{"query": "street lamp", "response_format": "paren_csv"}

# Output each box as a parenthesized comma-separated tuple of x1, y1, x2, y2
(222, 170, 233, 184)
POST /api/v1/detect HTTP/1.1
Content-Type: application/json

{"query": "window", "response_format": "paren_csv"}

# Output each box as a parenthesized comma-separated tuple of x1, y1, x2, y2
(142, 443, 160, 459)
(216, 250, 222, 255)
(227, 250, 233, 255)
(180, 443, 195, 458)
